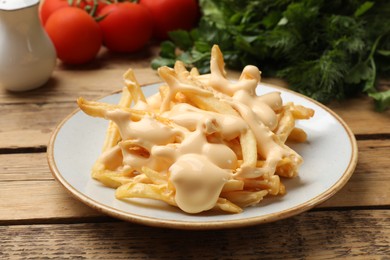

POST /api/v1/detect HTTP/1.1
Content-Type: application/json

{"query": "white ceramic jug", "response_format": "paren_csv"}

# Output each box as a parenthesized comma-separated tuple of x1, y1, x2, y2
(0, 0, 56, 92)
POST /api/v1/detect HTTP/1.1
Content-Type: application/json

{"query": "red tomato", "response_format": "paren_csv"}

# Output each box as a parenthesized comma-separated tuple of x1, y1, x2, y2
(40, 0, 68, 25)
(139, 0, 199, 40)
(97, 3, 153, 53)
(45, 7, 102, 64)
(40, 0, 107, 25)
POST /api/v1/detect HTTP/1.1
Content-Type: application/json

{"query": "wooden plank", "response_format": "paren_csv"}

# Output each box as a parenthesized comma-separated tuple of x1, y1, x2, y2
(0, 210, 389, 258)
(0, 153, 50, 181)
(0, 155, 101, 221)
(0, 67, 160, 104)
(0, 180, 101, 221)
(0, 140, 388, 222)
(328, 96, 390, 135)
(0, 102, 76, 149)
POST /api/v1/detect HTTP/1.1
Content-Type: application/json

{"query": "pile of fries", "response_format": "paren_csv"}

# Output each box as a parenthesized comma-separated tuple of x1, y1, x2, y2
(78, 45, 314, 214)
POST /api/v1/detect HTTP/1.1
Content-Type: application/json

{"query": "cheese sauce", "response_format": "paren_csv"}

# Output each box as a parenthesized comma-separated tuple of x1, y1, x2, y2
(99, 61, 300, 214)
(170, 154, 231, 213)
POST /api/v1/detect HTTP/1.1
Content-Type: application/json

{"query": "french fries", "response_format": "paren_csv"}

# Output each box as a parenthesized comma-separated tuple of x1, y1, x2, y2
(78, 45, 314, 214)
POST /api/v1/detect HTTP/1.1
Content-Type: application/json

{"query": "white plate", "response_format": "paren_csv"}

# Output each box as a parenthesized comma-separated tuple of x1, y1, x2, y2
(47, 82, 358, 230)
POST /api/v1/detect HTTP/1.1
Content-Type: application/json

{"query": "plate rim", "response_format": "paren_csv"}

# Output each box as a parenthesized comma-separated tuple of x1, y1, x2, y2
(47, 82, 358, 230)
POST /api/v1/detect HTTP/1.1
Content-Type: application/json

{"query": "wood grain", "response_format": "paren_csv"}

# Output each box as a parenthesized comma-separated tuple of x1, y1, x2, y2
(0, 153, 50, 181)
(1, 210, 389, 259)
(328, 97, 390, 136)
(0, 68, 160, 104)
(0, 140, 388, 223)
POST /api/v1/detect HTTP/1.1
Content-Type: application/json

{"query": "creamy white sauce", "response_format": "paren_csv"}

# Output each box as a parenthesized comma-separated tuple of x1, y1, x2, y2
(99, 59, 304, 213)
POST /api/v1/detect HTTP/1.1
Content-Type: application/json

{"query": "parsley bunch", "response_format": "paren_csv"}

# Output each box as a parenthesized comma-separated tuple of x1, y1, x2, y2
(152, 0, 390, 110)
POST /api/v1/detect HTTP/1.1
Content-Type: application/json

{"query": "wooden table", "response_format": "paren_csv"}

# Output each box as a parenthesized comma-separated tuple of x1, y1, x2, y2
(1, 48, 389, 259)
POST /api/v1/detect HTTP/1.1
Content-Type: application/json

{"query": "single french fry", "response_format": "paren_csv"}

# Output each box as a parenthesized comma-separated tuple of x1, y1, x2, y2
(96, 173, 133, 189)
(190, 67, 200, 76)
(221, 190, 268, 207)
(78, 97, 173, 127)
(132, 173, 153, 184)
(102, 86, 133, 152)
(268, 175, 281, 195)
(222, 179, 245, 192)
(240, 129, 257, 168)
(186, 94, 239, 116)
(275, 108, 295, 143)
(91, 161, 134, 188)
(123, 68, 146, 103)
(77, 97, 115, 118)
(242, 178, 270, 191)
(77, 97, 145, 120)
(289, 103, 315, 119)
(274, 157, 296, 178)
(210, 45, 227, 78)
(287, 127, 308, 143)
(141, 166, 168, 185)
(279, 182, 286, 195)
(174, 61, 190, 80)
(214, 198, 242, 213)
(102, 122, 121, 152)
(115, 182, 176, 206)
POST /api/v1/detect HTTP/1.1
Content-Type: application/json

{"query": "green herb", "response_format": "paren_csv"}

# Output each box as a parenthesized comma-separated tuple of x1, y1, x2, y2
(152, 0, 390, 110)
